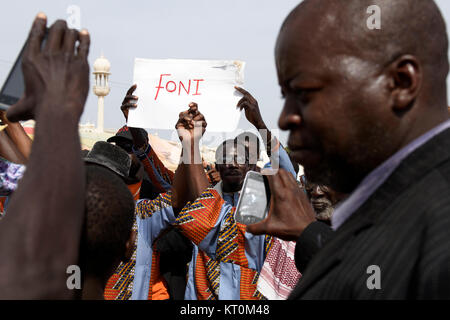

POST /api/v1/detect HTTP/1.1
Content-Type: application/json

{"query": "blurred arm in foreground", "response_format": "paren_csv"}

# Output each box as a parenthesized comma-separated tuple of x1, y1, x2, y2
(0, 14, 90, 299)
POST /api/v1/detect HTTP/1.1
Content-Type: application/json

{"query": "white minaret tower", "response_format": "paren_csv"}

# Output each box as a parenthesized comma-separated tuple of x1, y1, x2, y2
(93, 54, 111, 132)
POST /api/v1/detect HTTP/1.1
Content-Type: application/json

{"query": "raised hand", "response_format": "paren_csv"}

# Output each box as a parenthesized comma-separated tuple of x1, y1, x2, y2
(0, 13, 90, 299)
(207, 165, 221, 185)
(235, 86, 266, 130)
(120, 84, 138, 122)
(7, 14, 90, 122)
(246, 169, 317, 241)
(175, 102, 207, 144)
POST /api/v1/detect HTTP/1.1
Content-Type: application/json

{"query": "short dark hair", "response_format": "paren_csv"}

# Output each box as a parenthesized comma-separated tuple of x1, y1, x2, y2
(215, 139, 249, 165)
(236, 132, 261, 163)
(80, 165, 135, 281)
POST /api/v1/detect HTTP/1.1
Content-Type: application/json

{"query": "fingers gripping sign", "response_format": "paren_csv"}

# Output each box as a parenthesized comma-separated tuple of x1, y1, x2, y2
(246, 169, 317, 241)
(120, 84, 138, 122)
(235, 86, 266, 130)
(176, 109, 194, 142)
(176, 102, 206, 140)
(176, 102, 207, 164)
(7, 13, 90, 122)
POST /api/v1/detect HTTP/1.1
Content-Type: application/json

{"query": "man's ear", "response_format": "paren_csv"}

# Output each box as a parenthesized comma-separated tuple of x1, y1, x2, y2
(388, 55, 422, 111)
(122, 229, 137, 263)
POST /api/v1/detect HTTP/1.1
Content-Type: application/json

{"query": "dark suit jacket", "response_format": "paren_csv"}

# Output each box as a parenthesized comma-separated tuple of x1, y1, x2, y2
(290, 127, 450, 299)
(294, 221, 334, 273)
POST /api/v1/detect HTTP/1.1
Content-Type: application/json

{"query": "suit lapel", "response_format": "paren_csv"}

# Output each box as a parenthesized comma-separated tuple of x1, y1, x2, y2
(289, 215, 374, 299)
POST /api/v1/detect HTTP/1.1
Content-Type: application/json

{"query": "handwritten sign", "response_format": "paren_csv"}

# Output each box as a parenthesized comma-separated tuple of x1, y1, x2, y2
(127, 58, 245, 132)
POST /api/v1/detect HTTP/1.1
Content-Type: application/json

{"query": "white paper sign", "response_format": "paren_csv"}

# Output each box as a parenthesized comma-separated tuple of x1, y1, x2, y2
(127, 58, 245, 132)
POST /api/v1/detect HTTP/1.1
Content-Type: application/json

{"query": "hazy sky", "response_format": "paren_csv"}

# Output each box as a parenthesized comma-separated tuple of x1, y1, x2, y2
(1, 0, 450, 146)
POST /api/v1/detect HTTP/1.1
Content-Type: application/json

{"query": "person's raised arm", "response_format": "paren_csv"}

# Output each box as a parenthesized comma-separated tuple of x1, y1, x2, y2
(120, 84, 174, 191)
(120, 84, 148, 150)
(235, 86, 296, 175)
(0, 14, 90, 299)
(171, 102, 209, 214)
(0, 129, 27, 164)
(235, 86, 274, 152)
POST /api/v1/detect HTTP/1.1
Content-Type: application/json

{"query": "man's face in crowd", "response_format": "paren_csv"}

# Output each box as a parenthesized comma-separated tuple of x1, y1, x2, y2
(276, 3, 395, 193)
(304, 180, 345, 224)
(216, 142, 254, 192)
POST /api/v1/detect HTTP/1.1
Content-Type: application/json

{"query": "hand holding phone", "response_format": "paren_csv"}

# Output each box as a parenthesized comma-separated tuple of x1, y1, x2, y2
(0, 43, 27, 111)
(245, 169, 317, 241)
(4, 16, 90, 122)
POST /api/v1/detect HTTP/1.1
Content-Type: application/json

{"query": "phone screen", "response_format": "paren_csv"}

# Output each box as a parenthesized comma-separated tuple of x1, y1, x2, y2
(0, 56, 24, 106)
(235, 171, 270, 225)
(0, 30, 48, 110)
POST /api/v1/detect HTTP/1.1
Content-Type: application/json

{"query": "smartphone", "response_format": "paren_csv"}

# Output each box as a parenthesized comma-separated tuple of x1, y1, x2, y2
(235, 171, 271, 225)
(0, 29, 48, 111)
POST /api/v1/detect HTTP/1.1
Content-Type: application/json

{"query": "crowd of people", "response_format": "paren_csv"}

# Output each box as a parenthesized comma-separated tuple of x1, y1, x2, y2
(0, 0, 449, 300)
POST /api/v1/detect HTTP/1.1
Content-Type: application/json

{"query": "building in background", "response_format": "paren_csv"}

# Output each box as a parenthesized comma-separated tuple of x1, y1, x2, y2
(93, 54, 111, 133)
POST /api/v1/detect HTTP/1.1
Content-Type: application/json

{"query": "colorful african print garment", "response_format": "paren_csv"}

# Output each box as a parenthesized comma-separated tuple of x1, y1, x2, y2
(180, 144, 298, 299)
(0, 157, 25, 218)
(0, 157, 24, 195)
(131, 191, 175, 299)
(104, 143, 173, 300)
(176, 188, 272, 299)
(131, 139, 297, 300)
(134, 144, 174, 193)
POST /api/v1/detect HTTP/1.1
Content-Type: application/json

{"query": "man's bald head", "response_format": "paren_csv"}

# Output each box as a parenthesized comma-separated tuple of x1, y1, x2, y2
(276, 0, 450, 192)
(281, 0, 448, 83)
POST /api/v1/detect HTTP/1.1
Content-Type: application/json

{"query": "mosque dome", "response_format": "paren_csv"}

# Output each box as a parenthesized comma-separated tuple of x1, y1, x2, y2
(93, 54, 111, 74)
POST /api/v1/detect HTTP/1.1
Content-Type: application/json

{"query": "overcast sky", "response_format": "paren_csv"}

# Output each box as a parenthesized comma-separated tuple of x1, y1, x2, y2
(1, 0, 450, 146)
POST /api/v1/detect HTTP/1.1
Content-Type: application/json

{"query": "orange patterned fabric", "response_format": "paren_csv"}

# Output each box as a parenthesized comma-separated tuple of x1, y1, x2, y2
(216, 209, 249, 267)
(0, 197, 6, 218)
(176, 190, 224, 245)
(140, 147, 174, 193)
(194, 251, 219, 300)
(103, 219, 138, 300)
(128, 181, 142, 201)
(240, 266, 263, 300)
(177, 189, 249, 267)
(147, 248, 169, 300)
(177, 188, 273, 300)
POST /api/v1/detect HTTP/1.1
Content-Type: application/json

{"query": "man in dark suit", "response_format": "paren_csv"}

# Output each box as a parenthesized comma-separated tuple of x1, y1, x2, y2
(248, 0, 450, 299)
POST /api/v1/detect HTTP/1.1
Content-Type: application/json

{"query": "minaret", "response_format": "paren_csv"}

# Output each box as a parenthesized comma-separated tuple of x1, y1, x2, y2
(93, 54, 111, 132)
